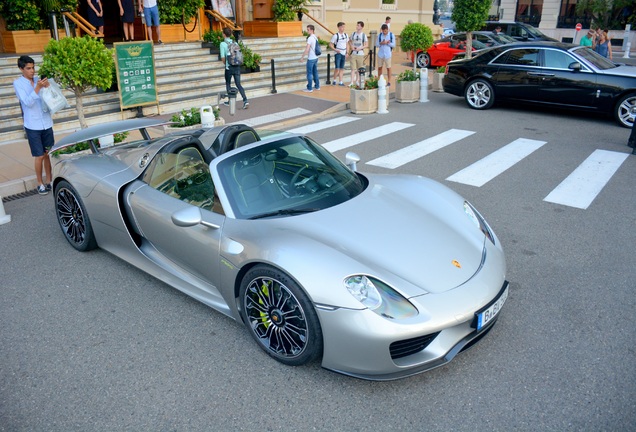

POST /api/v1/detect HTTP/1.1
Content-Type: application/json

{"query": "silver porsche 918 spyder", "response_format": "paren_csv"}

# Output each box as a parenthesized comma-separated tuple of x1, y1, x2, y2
(51, 118, 508, 381)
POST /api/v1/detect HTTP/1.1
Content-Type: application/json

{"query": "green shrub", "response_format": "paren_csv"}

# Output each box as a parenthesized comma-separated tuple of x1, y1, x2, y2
(397, 69, 419, 82)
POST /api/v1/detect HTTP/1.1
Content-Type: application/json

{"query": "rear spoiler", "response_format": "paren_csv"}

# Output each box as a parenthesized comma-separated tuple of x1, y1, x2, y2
(51, 118, 172, 152)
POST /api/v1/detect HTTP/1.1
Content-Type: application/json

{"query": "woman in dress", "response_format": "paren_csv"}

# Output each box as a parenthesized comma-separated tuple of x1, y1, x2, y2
(118, 0, 135, 41)
(594, 30, 612, 60)
(87, 0, 104, 35)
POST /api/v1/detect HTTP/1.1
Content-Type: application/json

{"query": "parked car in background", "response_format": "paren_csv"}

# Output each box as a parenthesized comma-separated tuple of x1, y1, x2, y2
(482, 21, 557, 42)
(443, 42, 636, 128)
(412, 31, 514, 68)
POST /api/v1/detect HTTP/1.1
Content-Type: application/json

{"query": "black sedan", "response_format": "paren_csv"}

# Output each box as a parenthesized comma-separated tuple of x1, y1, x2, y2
(443, 42, 636, 128)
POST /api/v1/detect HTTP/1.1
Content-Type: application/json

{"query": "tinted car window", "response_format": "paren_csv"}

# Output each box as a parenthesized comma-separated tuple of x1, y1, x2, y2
(543, 49, 577, 69)
(572, 46, 617, 70)
(493, 49, 540, 66)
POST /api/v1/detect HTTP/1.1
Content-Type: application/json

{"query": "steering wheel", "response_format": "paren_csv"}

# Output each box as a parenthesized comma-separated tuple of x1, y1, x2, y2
(290, 165, 317, 195)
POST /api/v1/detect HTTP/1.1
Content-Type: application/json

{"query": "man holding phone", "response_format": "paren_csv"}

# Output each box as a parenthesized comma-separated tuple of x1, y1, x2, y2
(13, 55, 55, 195)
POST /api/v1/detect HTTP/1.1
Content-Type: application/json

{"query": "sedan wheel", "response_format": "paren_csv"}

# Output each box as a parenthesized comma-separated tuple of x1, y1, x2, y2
(416, 52, 431, 69)
(54, 180, 97, 251)
(240, 265, 323, 366)
(615, 93, 636, 128)
(465, 79, 495, 110)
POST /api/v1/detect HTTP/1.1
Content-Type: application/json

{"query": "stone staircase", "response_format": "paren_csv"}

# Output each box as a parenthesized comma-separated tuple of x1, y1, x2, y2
(0, 36, 328, 143)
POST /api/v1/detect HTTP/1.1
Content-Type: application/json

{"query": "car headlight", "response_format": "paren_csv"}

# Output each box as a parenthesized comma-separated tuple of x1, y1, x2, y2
(464, 201, 495, 244)
(344, 275, 418, 319)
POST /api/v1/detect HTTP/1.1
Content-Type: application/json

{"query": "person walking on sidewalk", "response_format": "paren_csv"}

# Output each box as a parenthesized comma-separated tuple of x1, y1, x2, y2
(300, 25, 320, 92)
(330, 22, 349, 86)
(220, 27, 249, 109)
(13, 55, 54, 195)
(377, 24, 395, 87)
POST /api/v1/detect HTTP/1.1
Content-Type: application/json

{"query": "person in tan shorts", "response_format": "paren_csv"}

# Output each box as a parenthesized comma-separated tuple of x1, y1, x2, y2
(376, 24, 395, 86)
(349, 21, 368, 86)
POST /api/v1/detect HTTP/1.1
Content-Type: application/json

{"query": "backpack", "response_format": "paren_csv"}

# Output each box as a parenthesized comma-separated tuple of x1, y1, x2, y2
(227, 41, 243, 66)
(314, 36, 322, 56)
(332, 32, 348, 50)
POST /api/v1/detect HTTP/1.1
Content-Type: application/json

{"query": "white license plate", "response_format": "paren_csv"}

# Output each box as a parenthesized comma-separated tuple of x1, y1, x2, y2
(476, 286, 508, 331)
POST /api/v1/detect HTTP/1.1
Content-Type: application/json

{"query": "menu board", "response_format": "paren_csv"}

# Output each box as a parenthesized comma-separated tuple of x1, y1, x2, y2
(114, 41, 159, 109)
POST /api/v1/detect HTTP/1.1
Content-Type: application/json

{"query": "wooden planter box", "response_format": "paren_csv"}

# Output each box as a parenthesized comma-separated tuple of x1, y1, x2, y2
(395, 80, 420, 103)
(159, 22, 201, 43)
(350, 88, 378, 114)
(1, 29, 67, 54)
(242, 21, 303, 38)
(432, 72, 445, 93)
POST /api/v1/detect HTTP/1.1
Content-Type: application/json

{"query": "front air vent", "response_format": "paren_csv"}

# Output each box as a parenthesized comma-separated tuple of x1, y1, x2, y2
(390, 332, 440, 359)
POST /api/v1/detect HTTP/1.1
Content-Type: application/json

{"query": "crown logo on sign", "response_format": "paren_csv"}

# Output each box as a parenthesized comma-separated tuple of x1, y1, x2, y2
(126, 46, 142, 57)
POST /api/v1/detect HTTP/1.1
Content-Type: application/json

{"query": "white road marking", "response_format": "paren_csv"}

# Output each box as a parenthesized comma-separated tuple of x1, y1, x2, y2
(233, 108, 312, 127)
(446, 138, 547, 187)
(322, 122, 414, 152)
(544, 150, 629, 209)
(367, 129, 475, 169)
(287, 117, 360, 135)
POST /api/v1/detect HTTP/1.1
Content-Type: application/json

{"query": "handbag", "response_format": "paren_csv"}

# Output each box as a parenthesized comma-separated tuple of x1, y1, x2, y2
(40, 79, 69, 115)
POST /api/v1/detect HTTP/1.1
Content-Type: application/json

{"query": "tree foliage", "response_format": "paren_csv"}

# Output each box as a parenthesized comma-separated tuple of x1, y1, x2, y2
(576, 0, 635, 28)
(0, 0, 78, 30)
(400, 23, 434, 71)
(451, 0, 491, 58)
(158, 0, 205, 25)
(40, 36, 114, 129)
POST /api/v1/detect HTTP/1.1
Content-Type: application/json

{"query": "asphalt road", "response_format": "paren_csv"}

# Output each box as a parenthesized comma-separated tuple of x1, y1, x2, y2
(1, 92, 635, 431)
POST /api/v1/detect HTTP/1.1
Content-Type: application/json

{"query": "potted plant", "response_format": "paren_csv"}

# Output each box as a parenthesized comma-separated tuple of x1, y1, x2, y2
(164, 106, 223, 133)
(40, 36, 114, 129)
(244, 0, 303, 37)
(432, 66, 445, 92)
(399, 22, 434, 72)
(157, 0, 205, 42)
(239, 41, 262, 73)
(349, 74, 379, 114)
(395, 69, 420, 103)
(202, 29, 224, 55)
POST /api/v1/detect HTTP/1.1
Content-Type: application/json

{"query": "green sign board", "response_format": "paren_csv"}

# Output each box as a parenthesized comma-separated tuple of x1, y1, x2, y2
(114, 41, 159, 110)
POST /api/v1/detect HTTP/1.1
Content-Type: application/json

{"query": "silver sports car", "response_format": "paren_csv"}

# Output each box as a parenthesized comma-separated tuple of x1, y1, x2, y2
(51, 119, 508, 381)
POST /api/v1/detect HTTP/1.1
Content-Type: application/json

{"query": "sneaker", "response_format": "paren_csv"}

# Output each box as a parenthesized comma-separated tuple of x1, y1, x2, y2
(302, 89, 313, 93)
(157, 40, 163, 45)
(314, 87, 320, 91)
(339, 82, 344, 86)
(223, 101, 230, 106)
(332, 81, 336, 85)
(37, 184, 48, 195)
(45, 183, 52, 192)
(243, 102, 249, 109)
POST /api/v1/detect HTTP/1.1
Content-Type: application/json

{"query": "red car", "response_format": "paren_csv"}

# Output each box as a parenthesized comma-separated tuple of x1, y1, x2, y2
(412, 32, 515, 68)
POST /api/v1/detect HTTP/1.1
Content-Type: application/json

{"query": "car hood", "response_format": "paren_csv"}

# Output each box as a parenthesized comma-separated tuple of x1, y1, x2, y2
(602, 64, 636, 78)
(263, 175, 486, 296)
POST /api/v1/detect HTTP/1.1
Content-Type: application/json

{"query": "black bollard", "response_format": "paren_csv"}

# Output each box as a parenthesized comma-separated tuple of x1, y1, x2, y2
(326, 53, 332, 85)
(270, 58, 278, 94)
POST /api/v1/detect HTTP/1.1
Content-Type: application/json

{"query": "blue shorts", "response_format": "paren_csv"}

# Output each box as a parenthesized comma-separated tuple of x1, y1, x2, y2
(144, 6, 160, 27)
(334, 53, 346, 69)
(25, 127, 54, 157)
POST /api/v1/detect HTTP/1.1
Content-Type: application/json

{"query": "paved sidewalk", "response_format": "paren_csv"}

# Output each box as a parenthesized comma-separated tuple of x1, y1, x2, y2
(0, 61, 416, 199)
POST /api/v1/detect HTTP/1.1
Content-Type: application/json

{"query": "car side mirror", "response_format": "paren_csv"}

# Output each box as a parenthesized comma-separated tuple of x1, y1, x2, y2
(345, 152, 360, 172)
(568, 62, 582, 71)
(172, 206, 219, 229)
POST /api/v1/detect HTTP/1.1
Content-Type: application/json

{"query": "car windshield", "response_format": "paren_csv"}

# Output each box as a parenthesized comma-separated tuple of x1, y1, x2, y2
(492, 34, 516, 44)
(571, 46, 617, 70)
(525, 25, 549, 39)
(216, 136, 366, 219)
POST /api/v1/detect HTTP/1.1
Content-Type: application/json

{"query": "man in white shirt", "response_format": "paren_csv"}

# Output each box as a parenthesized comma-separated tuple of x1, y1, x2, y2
(300, 25, 320, 92)
(348, 21, 368, 87)
(13, 56, 54, 195)
(329, 22, 349, 86)
(139, 0, 162, 44)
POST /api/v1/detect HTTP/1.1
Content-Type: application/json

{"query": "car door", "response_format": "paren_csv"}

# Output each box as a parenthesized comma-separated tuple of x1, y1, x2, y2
(490, 48, 543, 101)
(538, 48, 598, 109)
(127, 147, 226, 295)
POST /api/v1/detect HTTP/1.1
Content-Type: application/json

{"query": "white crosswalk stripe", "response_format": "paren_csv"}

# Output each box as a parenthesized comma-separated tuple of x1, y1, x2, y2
(234, 108, 312, 127)
(287, 116, 360, 135)
(283, 121, 630, 210)
(543, 150, 629, 209)
(367, 129, 475, 169)
(322, 122, 414, 152)
(446, 138, 547, 187)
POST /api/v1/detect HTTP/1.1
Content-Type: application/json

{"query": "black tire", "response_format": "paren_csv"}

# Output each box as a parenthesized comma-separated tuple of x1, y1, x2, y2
(239, 265, 323, 366)
(614, 93, 636, 128)
(54, 180, 97, 251)
(416, 52, 431, 69)
(464, 78, 495, 110)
